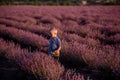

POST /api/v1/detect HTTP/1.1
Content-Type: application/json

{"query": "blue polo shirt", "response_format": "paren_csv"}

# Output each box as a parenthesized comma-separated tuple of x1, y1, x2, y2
(48, 36, 61, 55)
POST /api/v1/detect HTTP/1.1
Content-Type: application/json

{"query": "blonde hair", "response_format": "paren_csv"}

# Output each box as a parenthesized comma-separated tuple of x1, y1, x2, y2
(49, 27, 58, 32)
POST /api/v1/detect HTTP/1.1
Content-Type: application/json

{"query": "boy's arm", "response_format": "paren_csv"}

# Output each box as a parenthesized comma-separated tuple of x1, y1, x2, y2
(57, 46, 61, 51)
(55, 46, 61, 55)
(55, 38, 61, 52)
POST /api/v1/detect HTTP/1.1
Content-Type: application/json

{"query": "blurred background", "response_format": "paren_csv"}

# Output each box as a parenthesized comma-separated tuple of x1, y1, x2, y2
(0, 0, 120, 6)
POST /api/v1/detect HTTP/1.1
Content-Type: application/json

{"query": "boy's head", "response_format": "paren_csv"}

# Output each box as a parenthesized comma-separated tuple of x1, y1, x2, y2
(49, 27, 58, 38)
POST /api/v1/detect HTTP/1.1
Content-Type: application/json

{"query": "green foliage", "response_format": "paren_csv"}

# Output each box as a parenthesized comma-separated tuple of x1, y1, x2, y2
(0, 0, 120, 6)
(103, 1, 120, 5)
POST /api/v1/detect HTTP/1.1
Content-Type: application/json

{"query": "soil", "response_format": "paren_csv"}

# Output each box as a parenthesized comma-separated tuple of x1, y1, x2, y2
(0, 56, 36, 80)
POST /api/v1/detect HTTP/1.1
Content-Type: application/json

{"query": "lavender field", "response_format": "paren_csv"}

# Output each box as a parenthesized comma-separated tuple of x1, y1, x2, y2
(0, 6, 120, 80)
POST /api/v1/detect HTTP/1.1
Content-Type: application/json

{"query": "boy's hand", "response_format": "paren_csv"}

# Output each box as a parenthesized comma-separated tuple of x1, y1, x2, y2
(53, 50, 60, 56)
(55, 50, 60, 54)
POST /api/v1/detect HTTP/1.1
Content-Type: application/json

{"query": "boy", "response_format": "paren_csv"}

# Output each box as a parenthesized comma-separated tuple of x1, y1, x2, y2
(48, 27, 61, 60)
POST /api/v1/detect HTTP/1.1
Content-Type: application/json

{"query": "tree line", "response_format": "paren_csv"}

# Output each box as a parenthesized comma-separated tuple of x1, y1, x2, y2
(0, 0, 120, 5)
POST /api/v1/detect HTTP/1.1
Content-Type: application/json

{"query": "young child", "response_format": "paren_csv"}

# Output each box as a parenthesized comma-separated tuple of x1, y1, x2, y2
(48, 27, 61, 60)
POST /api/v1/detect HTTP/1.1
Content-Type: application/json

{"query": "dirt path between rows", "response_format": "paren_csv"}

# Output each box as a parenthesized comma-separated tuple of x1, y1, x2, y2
(0, 57, 36, 80)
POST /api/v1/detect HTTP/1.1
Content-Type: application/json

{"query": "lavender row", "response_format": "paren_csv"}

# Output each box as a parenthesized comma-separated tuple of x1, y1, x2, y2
(0, 25, 49, 51)
(0, 6, 119, 27)
(61, 40, 120, 74)
(1, 17, 119, 46)
(0, 38, 64, 80)
(0, 18, 101, 47)
(0, 18, 90, 45)
(0, 18, 51, 38)
(0, 15, 37, 25)
(0, 38, 87, 80)
(0, 24, 119, 74)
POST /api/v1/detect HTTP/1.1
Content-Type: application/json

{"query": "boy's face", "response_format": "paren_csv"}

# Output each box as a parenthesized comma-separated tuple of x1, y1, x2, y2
(50, 30, 57, 38)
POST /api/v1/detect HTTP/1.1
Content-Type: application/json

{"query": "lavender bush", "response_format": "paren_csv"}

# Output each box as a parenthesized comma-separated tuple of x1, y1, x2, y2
(17, 53, 64, 80)
(0, 38, 65, 80)
(0, 25, 49, 51)
(60, 70, 85, 80)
